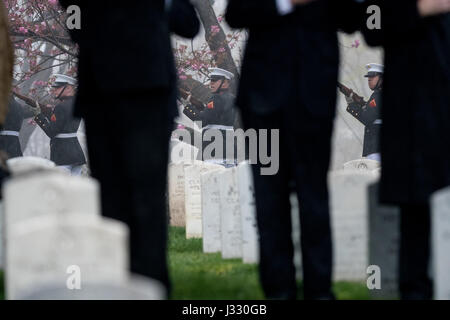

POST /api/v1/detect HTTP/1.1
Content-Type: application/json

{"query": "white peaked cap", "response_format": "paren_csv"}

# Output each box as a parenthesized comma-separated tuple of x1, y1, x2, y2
(208, 67, 234, 80)
(365, 63, 384, 76)
(53, 74, 77, 86)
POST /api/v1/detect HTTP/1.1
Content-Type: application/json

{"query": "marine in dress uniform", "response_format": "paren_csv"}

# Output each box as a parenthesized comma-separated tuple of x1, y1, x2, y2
(0, 97, 29, 158)
(183, 68, 237, 165)
(346, 63, 383, 161)
(33, 74, 86, 175)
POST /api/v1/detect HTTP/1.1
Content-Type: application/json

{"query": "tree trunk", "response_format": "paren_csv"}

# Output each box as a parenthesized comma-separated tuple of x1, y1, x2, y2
(0, 1, 13, 124)
(191, 0, 239, 78)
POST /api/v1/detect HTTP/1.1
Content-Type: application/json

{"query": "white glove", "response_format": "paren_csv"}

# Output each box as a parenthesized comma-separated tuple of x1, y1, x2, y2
(345, 95, 354, 104)
(32, 101, 42, 116)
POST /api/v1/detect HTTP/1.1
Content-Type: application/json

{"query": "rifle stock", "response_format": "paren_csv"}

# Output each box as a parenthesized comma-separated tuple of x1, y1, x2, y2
(337, 82, 366, 106)
(12, 90, 40, 108)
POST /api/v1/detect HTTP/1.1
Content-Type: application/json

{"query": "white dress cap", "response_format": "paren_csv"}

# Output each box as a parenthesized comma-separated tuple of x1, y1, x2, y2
(364, 63, 384, 77)
(53, 74, 77, 86)
(208, 68, 234, 80)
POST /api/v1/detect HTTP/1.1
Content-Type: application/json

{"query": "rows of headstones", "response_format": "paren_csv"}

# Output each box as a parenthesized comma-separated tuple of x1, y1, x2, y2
(0, 141, 449, 299)
(169, 160, 259, 263)
(0, 156, 165, 299)
(168, 140, 450, 300)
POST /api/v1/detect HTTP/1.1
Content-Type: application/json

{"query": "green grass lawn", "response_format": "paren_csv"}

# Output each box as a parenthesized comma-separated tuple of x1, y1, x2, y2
(168, 227, 369, 300)
(0, 227, 370, 300)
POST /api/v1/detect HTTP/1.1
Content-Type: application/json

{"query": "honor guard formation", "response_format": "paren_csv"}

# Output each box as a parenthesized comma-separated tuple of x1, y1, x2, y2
(0, 0, 449, 302)
(33, 74, 86, 176)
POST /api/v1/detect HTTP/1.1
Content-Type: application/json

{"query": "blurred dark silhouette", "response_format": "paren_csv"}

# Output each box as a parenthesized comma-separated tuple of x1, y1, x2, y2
(359, 0, 450, 300)
(59, 0, 199, 297)
(170, 0, 200, 38)
(226, 0, 361, 300)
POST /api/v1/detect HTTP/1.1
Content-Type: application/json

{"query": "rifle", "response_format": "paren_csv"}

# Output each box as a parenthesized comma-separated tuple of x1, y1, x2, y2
(337, 82, 366, 106)
(12, 89, 40, 108)
(179, 87, 205, 111)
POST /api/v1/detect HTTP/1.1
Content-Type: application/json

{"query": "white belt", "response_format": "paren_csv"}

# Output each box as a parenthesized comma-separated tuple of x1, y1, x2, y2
(0, 130, 19, 137)
(202, 125, 234, 131)
(373, 119, 382, 125)
(54, 133, 78, 139)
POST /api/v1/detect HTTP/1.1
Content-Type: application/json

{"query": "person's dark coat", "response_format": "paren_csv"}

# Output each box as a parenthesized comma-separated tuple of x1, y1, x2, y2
(58, 1, 178, 120)
(0, 98, 25, 158)
(360, 1, 450, 205)
(58, 0, 190, 295)
(34, 97, 86, 166)
(226, 0, 360, 118)
(225, 0, 360, 300)
(347, 88, 382, 156)
(170, 0, 200, 38)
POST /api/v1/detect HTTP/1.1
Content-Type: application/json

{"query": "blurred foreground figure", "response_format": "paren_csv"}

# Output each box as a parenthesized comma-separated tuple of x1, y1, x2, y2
(33, 74, 86, 175)
(360, 0, 450, 299)
(0, 1, 14, 187)
(169, 0, 200, 38)
(59, 0, 199, 296)
(0, 0, 13, 124)
(226, 0, 360, 299)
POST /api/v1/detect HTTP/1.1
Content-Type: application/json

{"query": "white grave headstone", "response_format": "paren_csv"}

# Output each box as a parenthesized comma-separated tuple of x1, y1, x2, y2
(7, 156, 55, 176)
(6, 214, 128, 300)
(343, 158, 380, 171)
(3, 171, 100, 239)
(237, 162, 259, 264)
(184, 161, 222, 239)
(168, 162, 189, 227)
(219, 167, 242, 259)
(201, 167, 225, 253)
(329, 169, 379, 281)
(17, 275, 165, 300)
(432, 186, 450, 300)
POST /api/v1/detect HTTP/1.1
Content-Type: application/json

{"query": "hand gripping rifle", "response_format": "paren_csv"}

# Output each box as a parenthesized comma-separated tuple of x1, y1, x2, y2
(337, 82, 366, 107)
(12, 89, 41, 108)
(179, 87, 205, 111)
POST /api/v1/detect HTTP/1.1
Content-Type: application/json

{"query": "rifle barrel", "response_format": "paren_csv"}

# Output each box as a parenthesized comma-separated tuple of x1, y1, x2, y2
(12, 90, 38, 108)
